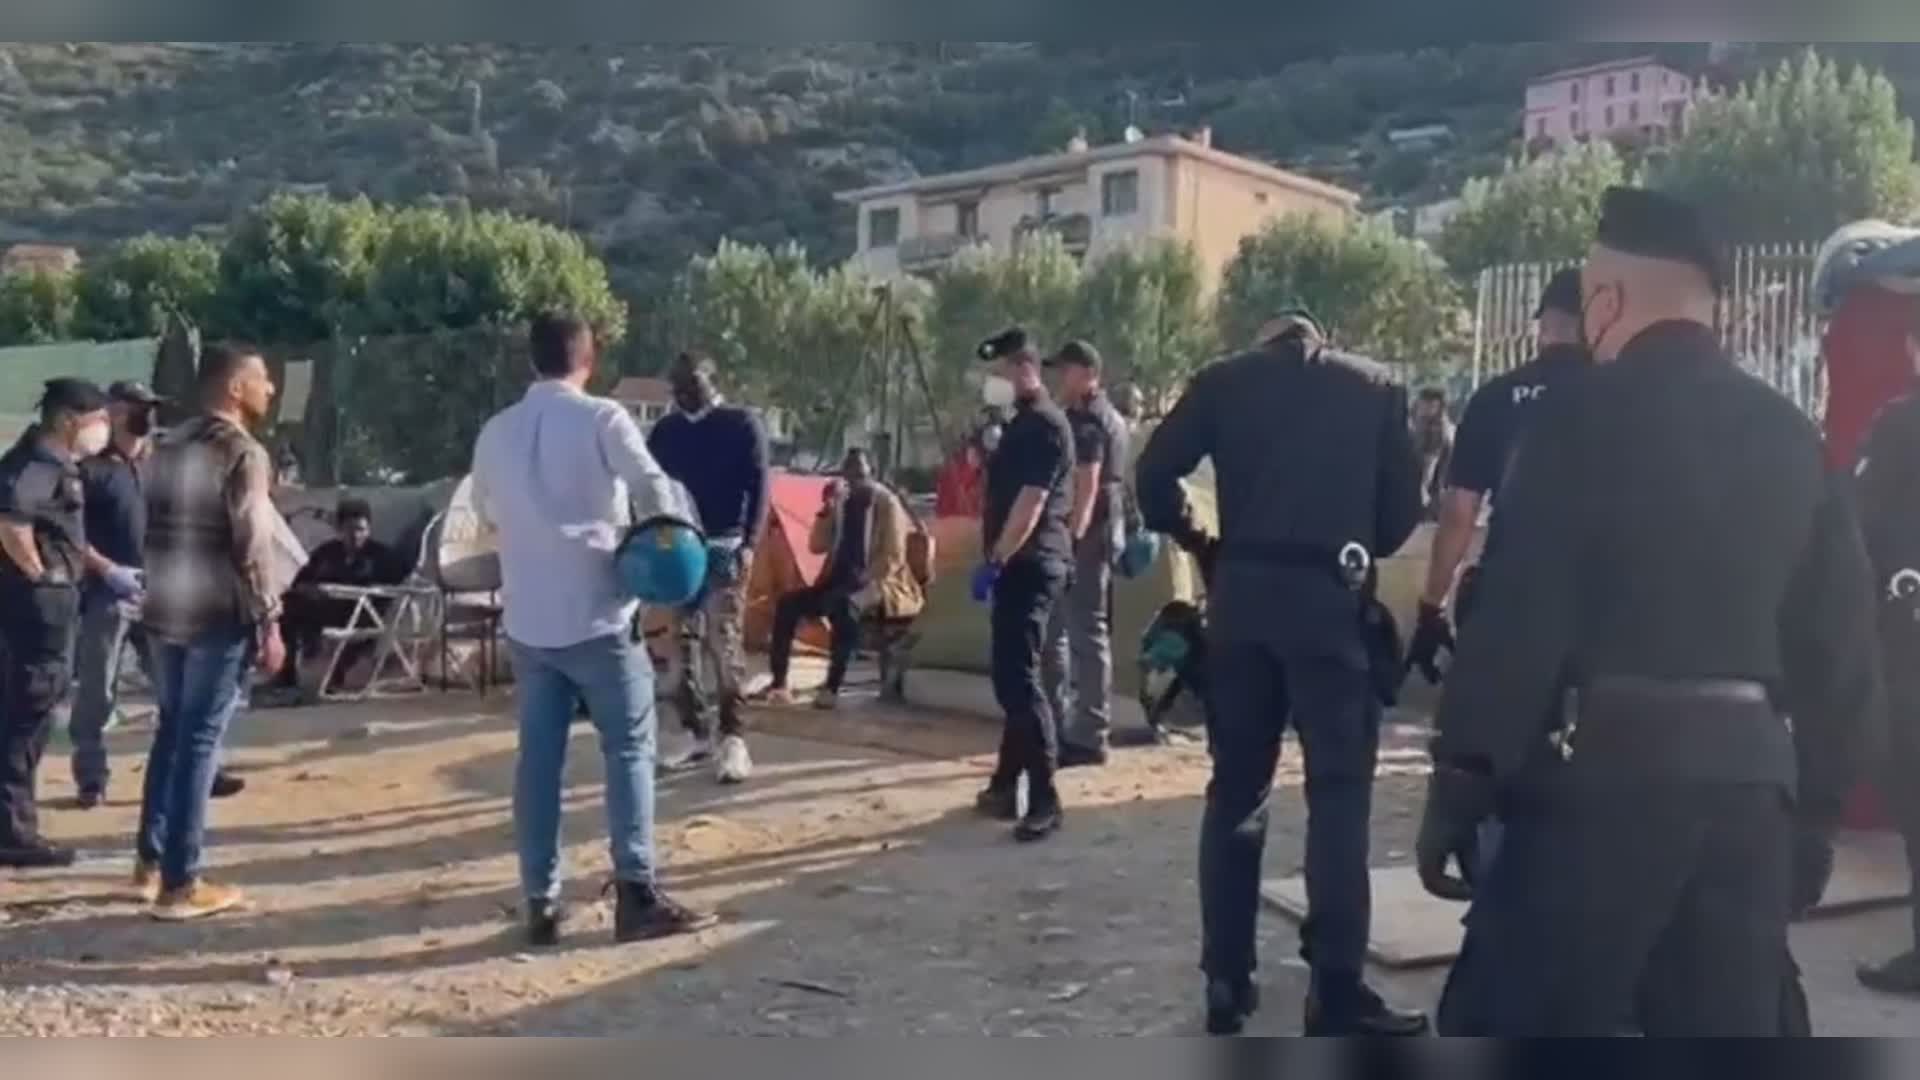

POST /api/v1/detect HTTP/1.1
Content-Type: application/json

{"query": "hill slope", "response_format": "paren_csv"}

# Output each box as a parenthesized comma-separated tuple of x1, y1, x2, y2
(0, 41, 1840, 342)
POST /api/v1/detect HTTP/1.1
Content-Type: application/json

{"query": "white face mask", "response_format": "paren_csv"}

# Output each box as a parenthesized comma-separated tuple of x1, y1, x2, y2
(981, 375, 1017, 410)
(73, 421, 110, 458)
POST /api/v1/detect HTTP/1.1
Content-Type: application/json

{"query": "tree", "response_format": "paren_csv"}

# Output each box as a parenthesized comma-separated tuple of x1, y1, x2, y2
(1436, 142, 1627, 275)
(0, 269, 78, 346)
(1216, 214, 1468, 368)
(216, 193, 389, 344)
(1072, 240, 1216, 409)
(668, 239, 893, 456)
(73, 234, 220, 341)
(922, 234, 1082, 425)
(365, 204, 627, 341)
(1652, 50, 1920, 241)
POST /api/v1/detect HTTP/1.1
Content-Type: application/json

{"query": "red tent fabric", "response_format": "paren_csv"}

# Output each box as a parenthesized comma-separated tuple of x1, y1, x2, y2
(1821, 285, 1916, 831)
(1823, 285, 1917, 472)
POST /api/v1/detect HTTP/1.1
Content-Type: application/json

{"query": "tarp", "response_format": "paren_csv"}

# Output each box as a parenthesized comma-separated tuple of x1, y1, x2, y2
(0, 337, 157, 446)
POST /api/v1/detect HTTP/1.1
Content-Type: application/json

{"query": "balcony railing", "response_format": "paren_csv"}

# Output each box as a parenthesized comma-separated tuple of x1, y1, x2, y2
(897, 232, 978, 271)
(1013, 212, 1092, 255)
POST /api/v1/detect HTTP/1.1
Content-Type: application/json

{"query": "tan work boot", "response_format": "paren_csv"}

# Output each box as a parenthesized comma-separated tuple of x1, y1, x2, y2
(131, 860, 161, 905)
(151, 879, 248, 922)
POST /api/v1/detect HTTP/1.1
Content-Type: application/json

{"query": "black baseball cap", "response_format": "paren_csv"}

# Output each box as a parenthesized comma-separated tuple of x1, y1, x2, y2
(1044, 339, 1102, 371)
(107, 380, 168, 407)
(1595, 186, 1727, 293)
(1534, 268, 1585, 319)
(37, 377, 109, 416)
(977, 326, 1032, 362)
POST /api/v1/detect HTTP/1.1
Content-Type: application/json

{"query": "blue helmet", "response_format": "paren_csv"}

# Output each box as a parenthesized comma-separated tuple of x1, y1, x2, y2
(617, 516, 709, 607)
(1115, 530, 1162, 580)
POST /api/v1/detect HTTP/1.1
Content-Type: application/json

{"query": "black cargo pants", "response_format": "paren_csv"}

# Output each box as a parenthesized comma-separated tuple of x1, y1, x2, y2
(988, 558, 1069, 809)
(1200, 635, 1381, 997)
(0, 582, 79, 847)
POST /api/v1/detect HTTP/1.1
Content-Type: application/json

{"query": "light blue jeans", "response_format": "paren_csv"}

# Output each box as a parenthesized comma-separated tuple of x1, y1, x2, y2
(138, 624, 254, 890)
(507, 633, 658, 902)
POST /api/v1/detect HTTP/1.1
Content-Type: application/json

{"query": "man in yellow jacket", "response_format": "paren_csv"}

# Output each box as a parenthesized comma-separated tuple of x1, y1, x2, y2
(762, 448, 926, 709)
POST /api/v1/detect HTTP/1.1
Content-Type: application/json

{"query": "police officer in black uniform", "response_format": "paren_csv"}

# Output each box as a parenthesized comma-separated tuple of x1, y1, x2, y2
(1853, 350, 1920, 997)
(0, 378, 119, 868)
(1409, 267, 1591, 679)
(1136, 311, 1427, 1037)
(1416, 188, 1883, 1036)
(1409, 267, 1592, 1035)
(972, 328, 1077, 843)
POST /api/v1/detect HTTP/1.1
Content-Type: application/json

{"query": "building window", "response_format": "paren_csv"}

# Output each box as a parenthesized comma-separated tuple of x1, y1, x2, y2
(1536, 118, 1549, 138)
(1036, 185, 1061, 218)
(868, 207, 900, 249)
(1606, 75, 1616, 96)
(957, 200, 980, 238)
(1604, 106, 1615, 127)
(1629, 102, 1640, 124)
(1631, 71, 1642, 93)
(1101, 169, 1140, 217)
(1571, 82, 1581, 103)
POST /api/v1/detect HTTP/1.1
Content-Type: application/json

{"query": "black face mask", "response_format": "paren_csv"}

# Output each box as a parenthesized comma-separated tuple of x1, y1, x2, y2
(125, 410, 153, 437)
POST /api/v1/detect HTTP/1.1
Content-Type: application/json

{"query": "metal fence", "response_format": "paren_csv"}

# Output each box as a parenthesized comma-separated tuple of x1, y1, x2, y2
(1471, 243, 1824, 417)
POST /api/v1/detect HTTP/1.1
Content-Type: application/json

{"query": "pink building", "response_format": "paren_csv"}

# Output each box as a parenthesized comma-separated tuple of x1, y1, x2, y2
(1525, 56, 1698, 148)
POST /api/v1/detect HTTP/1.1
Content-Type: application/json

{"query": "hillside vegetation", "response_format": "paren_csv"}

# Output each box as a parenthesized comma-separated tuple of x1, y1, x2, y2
(0, 44, 1641, 324)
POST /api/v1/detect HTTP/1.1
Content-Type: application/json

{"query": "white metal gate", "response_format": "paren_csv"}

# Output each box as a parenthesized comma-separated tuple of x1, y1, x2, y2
(1471, 243, 1824, 418)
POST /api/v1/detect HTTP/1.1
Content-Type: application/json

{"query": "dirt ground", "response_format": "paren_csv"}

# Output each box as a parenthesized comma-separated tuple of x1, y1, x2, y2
(3, 678, 1914, 1036)
(0, 677, 1449, 1037)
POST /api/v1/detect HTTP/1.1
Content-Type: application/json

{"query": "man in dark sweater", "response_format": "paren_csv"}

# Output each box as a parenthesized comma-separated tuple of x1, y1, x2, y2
(646, 350, 770, 785)
(268, 498, 409, 695)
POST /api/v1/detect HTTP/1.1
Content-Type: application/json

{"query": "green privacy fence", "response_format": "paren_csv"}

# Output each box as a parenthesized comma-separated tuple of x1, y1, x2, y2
(0, 337, 159, 447)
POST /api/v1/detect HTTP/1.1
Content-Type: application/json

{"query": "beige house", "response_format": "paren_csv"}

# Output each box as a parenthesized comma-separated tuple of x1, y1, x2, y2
(836, 130, 1358, 292)
(1, 243, 80, 275)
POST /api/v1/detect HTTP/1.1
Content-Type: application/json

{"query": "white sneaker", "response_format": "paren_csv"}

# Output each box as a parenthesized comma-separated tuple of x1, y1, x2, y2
(715, 735, 752, 785)
(811, 688, 839, 711)
(659, 734, 714, 775)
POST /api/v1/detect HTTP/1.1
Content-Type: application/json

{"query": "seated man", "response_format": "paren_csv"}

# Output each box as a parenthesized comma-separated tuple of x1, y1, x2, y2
(267, 498, 409, 694)
(762, 448, 924, 709)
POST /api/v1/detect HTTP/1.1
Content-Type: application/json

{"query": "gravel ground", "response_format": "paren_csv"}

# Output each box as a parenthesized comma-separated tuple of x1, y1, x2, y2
(4, 686, 1913, 1036)
(0, 688, 1439, 1036)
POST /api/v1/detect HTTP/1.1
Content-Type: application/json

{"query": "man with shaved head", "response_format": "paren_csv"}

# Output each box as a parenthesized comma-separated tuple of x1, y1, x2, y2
(1417, 188, 1883, 1035)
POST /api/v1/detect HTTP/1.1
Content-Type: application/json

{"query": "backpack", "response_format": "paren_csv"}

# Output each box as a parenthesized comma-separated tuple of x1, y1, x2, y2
(904, 511, 938, 588)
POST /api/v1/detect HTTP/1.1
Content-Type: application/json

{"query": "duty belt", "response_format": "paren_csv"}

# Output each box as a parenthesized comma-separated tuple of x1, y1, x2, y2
(1552, 675, 1789, 783)
(1221, 539, 1373, 590)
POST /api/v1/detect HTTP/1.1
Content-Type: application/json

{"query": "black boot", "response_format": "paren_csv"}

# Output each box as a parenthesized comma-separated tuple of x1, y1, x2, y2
(611, 881, 718, 943)
(1205, 976, 1262, 1036)
(1859, 949, 1920, 997)
(974, 783, 1019, 821)
(1304, 981, 1429, 1037)
(526, 897, 566, 948)
(1014, 801, 1064, 843)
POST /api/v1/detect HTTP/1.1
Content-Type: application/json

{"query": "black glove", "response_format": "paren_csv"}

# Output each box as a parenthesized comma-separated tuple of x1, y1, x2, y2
(1416, 762, 1497, 902)
(1405, 601, 1455, 685)
(1791, 824, 1835, 919)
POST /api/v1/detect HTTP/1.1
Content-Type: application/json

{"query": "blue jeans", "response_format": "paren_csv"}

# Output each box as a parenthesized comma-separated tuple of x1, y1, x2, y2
(138, 625, 254, 890)
(71, 596, 146, 793)
(508, 633, 658, 902)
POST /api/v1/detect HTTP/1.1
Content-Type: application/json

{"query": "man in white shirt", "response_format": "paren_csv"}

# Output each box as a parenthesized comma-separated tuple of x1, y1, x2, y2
(471, 313, 716, 947)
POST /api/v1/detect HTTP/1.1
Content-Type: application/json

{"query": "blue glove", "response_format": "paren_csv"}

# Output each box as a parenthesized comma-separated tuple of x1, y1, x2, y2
(101, 564, 144, 601)
(970, 561, 1003, 604)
